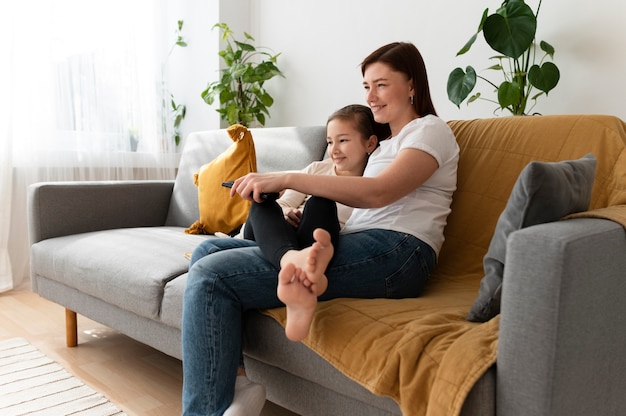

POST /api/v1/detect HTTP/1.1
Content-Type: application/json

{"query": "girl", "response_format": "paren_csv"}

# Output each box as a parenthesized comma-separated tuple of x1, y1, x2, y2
(189, 104, 386, 270)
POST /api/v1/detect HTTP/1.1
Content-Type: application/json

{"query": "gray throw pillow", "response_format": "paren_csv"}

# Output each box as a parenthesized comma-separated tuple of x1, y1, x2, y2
(467, 153, 597, 322)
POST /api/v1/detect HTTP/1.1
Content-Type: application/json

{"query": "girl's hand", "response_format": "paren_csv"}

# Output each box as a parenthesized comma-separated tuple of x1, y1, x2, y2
(282, 207, 302, 228)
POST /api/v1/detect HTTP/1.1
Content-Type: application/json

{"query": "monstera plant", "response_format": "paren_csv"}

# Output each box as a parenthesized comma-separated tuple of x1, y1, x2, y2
(447, 0, 560, 115)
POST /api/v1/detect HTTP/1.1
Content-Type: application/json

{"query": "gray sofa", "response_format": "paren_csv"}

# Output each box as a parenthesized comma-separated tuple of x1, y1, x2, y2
(28, 116, 626, 416)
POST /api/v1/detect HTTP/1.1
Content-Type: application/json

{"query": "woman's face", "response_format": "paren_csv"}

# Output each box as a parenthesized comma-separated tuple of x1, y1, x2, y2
(363, 62, 417, 136)
(326, 118, 376, 177)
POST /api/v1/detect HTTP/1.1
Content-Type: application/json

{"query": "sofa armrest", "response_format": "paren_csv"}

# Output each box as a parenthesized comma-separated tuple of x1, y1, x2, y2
(497, 218, 626, 416)
(28, 181, 175, 244)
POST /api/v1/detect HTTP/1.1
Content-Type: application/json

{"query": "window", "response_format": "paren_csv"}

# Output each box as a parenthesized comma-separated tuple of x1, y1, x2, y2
(11, 0, 176, 160)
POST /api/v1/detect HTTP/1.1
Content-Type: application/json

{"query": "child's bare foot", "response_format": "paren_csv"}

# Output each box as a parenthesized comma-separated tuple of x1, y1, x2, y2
(277, 264, 317, 341)
(277, 228, 334, 341)
(280, 228, 333, 295)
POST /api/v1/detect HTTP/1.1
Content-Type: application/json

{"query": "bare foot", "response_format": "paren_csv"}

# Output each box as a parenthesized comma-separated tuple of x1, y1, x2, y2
(280, 228, 333, 296)
(277, 228, 334, 341)
(277, 264, 317, 341)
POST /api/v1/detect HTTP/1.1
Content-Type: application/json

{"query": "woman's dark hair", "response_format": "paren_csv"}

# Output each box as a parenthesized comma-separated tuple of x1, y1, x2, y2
(360, 42, 437, 117)
(327, 104, 391, 142)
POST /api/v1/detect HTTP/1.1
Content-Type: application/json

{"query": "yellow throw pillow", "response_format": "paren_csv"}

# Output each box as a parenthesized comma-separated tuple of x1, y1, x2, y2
(184, 124, 257, 235)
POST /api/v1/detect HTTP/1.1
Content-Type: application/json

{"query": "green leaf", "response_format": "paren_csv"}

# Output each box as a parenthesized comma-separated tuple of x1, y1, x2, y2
(528, 62, 560, 93)
(447, 66, 477, 107)
(477, 7, 489, 32)
(234, 40, 256, 52)
(219, 48, 235, 66)
(226, 103, 239, 125)
(259, 92, 274, 107)
(457, 33, 478, 56)
(219, 88, 234, 104)
(497, 80, 521, 109)
(540, 40, 555, 58)
(230, 63, 248, 79)
(468, 92, 481, 104)
(251, 62, 283, 82)
(531, 91, 545, 100)
(483, 1, 536, 59)
(201, 86, 217, 105)
(457, 8, 489, 56)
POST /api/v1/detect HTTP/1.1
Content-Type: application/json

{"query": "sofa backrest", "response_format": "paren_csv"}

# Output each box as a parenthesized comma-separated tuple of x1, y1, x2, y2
(166, 126, 327, 227)
(438, 114, 626, 281)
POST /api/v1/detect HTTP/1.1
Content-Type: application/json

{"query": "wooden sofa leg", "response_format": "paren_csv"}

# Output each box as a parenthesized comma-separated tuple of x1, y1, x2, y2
(65, 308, 78, 347)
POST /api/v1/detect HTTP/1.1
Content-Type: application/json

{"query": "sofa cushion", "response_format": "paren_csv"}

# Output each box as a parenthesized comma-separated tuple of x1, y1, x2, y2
(467, 153, 597, 322)
(185, 124, 257, 235)
(30, 227, 208, 321)
(166, 126, 328, 228)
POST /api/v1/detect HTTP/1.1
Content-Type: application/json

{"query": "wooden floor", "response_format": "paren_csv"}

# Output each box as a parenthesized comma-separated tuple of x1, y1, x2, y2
(0, 287, 297, 416)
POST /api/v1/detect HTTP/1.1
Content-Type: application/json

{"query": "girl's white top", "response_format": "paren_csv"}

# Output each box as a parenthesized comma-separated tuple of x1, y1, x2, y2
(342, 115, 459, 257)
(278, 158, 354, 228)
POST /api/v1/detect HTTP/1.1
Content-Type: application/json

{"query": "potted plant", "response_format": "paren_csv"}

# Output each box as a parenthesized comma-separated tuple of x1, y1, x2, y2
(201, 23, 284, 127)
(447, 0, 560, 116)
(163, 20, 187, 147)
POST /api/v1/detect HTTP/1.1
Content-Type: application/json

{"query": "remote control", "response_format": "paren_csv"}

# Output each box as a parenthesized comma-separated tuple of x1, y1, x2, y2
(222, 181, 279, 201)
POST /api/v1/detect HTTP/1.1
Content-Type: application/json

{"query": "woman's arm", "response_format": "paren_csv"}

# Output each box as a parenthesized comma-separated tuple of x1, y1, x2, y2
(232, 148, 438, 208)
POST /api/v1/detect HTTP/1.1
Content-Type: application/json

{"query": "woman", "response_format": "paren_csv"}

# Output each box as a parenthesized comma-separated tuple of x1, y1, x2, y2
(182, 41, 459, 416)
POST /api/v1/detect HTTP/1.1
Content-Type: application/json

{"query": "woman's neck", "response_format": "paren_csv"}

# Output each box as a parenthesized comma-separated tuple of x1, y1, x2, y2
(389, 112, 420, 137)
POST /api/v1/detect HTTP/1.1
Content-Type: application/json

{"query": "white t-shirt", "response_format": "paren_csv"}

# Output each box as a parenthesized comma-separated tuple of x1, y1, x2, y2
(278, 159, 353, 228)
(341, 115, 459, 256)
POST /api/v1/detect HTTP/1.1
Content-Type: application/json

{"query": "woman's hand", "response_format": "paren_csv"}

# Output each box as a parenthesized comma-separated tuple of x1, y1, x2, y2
(230, 172, 287, 203)
(282, 207, 302, 228)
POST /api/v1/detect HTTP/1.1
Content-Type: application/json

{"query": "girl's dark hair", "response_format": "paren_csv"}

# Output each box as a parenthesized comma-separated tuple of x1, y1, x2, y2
(360, 42, 437, 117)
(327, 104, 391, 142)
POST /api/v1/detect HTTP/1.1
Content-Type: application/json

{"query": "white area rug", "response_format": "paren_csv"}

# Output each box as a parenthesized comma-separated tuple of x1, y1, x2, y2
(0, 337, 126, 416)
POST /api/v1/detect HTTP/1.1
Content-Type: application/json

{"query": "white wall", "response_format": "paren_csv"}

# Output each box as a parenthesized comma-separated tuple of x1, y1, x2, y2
(174, 0, 626, 131)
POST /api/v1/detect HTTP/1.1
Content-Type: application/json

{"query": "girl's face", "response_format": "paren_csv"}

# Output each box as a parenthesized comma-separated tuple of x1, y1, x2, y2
(363, 62, 417, 136)
(326, 118, 377, 177)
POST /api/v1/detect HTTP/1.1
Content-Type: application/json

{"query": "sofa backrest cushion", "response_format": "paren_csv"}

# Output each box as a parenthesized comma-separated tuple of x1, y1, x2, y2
(166, 126, 327, 227)
(466, 153, 596, 322)
(436, 114, 626, 284)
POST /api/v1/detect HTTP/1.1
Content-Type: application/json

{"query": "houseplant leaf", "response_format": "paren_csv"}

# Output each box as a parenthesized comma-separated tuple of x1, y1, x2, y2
(497, 80, 521, 109)
(447, 66, 477, 107)
(528, 62, 560, 93)
(456, 9, 489, 56)
(540, 40, 555, 58)
(483, 0, 536, 59)
(234, 40, 256, 52)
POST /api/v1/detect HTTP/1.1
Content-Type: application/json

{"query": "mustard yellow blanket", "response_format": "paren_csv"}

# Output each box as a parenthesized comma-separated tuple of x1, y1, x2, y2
(264, 272, 499, 416)
(265, 114, 626, 416)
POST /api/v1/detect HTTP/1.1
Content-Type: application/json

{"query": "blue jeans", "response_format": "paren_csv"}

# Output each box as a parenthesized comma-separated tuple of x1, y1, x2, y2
(182, 229, 436, 416)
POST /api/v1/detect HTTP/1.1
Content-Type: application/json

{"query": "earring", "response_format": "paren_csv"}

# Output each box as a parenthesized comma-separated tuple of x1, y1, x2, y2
(410, 95, 414, 105)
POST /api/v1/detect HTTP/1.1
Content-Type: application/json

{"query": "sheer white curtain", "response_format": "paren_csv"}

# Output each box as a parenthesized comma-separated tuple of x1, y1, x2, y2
(1, 0, 179, 292)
